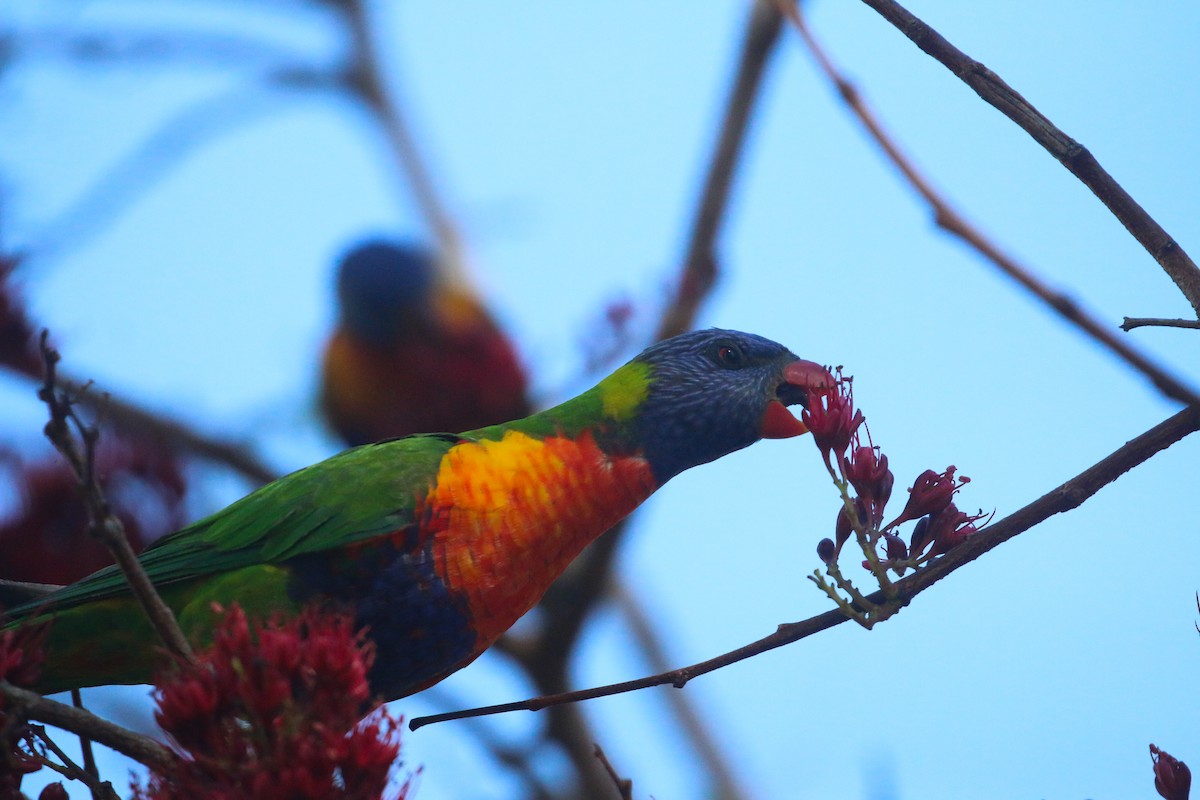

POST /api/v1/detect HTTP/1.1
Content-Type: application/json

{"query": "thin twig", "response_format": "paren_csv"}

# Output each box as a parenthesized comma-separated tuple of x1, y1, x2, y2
(37, 335, 195, 665)
(69, 688, 101, 795)
(339, 0, 468, 282)
(25, 83, 321, 271)
(1, 351, 277, 487)
(656, 0, 784, 340)
(485, 3, 787, 790)
(593, 744, 634, 800)
(21, 27, 313, 73)
(1121, 317, 1200, 333)
(57, 372, 278, 486)
(775, 0, 1200, 408)
(852, 0, 1200, 317)
(0, 682, 174, 771)
(612, 583, 747, 800)
(410, 405, 1200, 729)
(335, 4, 634, 790)
(31, 724, 120, 800)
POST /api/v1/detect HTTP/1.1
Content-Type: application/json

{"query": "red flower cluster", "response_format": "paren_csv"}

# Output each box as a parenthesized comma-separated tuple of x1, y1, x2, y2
(0, 623, 47, 691)
(135, 604, 410, 800)
(0, 623, 49, 798)
(1152, 744, 1192, 800)
(806, 372, 979, 575)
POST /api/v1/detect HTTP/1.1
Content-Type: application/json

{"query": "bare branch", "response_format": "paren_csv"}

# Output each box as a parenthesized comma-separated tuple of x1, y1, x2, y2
(612, 583, 747, 800)
(57, 371, 278, 486)
(480, 2, 788, 789)
(852, 0, 1200, 316)
(656, 0, 784, 340)
(1121, 317, 1200, 333)
(337, 0, 469, 282)
(26, 84, 317, 269)
(0, 362, 276, 486)
(37, 334, 195, 665)
(18, 28, 314, 74)
(410, 405, 1200, 729)
(0, 682, 173, 772)
(69, 688, 102, 798)
(593, 744, 634, 800)
(29, 723, 120, 800)
(775, 1, 1200, 408)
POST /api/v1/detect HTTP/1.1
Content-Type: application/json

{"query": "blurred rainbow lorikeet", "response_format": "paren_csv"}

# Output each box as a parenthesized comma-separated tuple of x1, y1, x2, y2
(320, 240, 530, 445)
(5, 329, 829, 701)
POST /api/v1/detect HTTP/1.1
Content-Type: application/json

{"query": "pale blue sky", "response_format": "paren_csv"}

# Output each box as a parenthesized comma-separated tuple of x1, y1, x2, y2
(3, 2, 1200, 798)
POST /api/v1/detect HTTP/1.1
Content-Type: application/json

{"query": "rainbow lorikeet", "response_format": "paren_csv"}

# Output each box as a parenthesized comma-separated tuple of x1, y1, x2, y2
(320, 240, 530, 445)
(5, 329, 829, 701)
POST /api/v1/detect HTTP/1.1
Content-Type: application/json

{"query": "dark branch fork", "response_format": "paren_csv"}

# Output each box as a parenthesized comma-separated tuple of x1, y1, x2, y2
(852, 0, 1200, 319)
(773, 0, 1200, 408)
(1, 681, 174, 773)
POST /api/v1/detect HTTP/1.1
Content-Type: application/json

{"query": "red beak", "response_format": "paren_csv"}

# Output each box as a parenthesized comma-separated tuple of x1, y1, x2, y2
(759, 359, 834, 440)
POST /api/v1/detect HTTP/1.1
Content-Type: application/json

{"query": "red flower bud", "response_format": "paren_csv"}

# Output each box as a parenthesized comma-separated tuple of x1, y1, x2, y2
(39, 784, 69, 800)
(1151, 744, 1192, 800)
(882, 532, 907, 562)
(908, 515, 931, 557)
(817, 538, 836, 564)
(835, 506, 853, 547)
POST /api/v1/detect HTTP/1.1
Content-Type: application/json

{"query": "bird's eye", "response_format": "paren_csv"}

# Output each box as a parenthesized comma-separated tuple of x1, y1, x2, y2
(714, 342, 745, 368)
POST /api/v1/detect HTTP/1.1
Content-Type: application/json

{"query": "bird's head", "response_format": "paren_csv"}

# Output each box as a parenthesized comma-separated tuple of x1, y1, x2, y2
(626, 328, 831, 482)
(336, 240, 437, 345)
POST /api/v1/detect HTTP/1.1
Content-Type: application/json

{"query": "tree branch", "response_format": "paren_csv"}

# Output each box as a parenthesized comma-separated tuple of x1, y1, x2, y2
(775, 0, 1200, 408)
(485, 2, 787, 789)
(593, 744, 634, 800)
(338, 0, 469, 282)
(24, 83, 319, 271)
(612, 583, 747, 800)
(1121, 317, 1200, 333)
(19, 27, 314, 74)
(37, 335, 195, 665)
(656, 0, 784, 340)
(0, 682, 173, 772)
(58, 372, 278, 486)
(411, 404, 1200, 729)
(521, 0, 786, 700)
(29, 723, 120, 800)
(852, 0, 1200, 317)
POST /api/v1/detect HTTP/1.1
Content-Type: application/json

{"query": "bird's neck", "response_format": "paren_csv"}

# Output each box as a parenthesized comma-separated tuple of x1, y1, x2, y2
(471, 361, 651, 453)
(421, 426, 657, 646)
(419, 362, 659, 645)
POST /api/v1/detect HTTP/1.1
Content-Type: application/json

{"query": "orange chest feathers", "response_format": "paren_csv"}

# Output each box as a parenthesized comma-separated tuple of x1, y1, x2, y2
(419, 429, 656, 646)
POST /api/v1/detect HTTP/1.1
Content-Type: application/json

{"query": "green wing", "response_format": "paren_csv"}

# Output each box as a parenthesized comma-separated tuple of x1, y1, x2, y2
(9, 433, 460, 617)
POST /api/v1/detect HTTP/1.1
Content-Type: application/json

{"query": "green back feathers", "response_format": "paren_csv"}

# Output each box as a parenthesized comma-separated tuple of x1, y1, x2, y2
(7, 361, 657, 620)
(6, 434, 456, 618)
